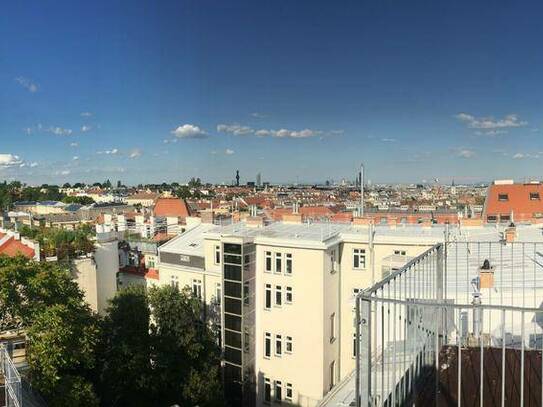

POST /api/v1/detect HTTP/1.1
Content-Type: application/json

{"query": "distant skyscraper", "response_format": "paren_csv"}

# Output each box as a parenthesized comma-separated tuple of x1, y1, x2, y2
(256, 172, 261, 187)
(236, 170, 240, 186)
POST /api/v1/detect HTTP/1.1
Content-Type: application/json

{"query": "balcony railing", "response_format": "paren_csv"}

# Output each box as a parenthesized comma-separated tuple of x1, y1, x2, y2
(1, 344, 22, 407)
(355, 241, 543, 406)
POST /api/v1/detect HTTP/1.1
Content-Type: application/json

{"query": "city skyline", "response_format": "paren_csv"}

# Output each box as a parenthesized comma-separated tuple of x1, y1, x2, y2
(2, 1, 543, 184)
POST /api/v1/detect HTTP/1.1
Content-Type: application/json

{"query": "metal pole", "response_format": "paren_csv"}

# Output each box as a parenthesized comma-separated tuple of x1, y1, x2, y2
(360, 163, 364, 217)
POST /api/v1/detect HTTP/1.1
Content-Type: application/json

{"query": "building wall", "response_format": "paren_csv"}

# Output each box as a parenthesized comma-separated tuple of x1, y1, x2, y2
(94, 240, 120, 314)
(255, 243, 326, 406)
(72, 257, 98, 312)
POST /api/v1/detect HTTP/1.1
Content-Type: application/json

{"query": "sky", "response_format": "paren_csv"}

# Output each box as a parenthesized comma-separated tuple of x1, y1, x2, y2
(1, 0, 543, 185)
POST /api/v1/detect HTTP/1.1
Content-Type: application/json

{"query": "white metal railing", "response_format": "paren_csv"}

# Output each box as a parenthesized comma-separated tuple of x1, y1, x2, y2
(0, 344, 22, 407)
(355, 241, 543, 406)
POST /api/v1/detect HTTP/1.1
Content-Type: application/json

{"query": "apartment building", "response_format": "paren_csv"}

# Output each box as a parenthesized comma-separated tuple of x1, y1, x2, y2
(483, 179, 543, 223)
(157, 218, 453, 406)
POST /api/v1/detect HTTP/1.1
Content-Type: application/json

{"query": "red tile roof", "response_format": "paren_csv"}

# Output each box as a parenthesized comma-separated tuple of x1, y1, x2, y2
(0, 237, 35, 258)
(153, 197, 190, 218)
(484, 183, 543, 222)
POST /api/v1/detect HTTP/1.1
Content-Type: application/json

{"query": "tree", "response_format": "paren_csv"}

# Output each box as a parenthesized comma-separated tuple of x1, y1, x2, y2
(148, 286, 223, 406)
(27, 304, 100, 407)
(0, 257, 100, 405)
(62, 195, 95, 205)
(96, 286, 154, 406)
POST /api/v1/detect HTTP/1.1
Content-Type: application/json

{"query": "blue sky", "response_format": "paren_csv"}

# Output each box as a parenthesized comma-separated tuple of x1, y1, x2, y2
(1, 0, 543, 185)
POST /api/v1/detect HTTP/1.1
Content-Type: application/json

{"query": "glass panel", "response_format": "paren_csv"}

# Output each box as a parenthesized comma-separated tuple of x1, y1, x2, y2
(225, 297, 242, 315)
(224, 243, 242, 254)
(225, 330, 242, 349)
(225, 346, 242, 365)
(224, 254, 242, 265)
(224, 314, 242, 331)
(224, 281, 241, 298)
(224, 264, 242, 281)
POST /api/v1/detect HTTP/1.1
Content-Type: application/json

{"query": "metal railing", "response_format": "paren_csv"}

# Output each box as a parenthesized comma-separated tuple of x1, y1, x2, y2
(0, 344, 22, 407)
(355, 241, 543, 406)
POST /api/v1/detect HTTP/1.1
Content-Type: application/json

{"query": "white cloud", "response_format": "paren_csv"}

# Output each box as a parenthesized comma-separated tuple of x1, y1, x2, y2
(381, 138, 396, 143)
(251, 112, 267, 118)
(512, 152, 540, 159)
(23, 127, 33, 135)
(217, 124, 254, 136)
(456, 149, 476, 159)
(15, 76, 38, 93)
(255, 128, 316, 138)
(81, 125, 92, 132)
(473, 129, 508, 136)
(73, 156, 79, 161)
(0, 154, 23, 168)
(55, 170, 71, 176)
(129, 149, 142, 159)
(70, 142, 79, 147)
(47, 126, 73, 136)
(171, 124, 207, 139)
(225, 149, 235, 155)
(29, 162, 38, 167)
(455, 113, 527, 129)
(97, 148, 118, 155)
(80, 112, 93, 117)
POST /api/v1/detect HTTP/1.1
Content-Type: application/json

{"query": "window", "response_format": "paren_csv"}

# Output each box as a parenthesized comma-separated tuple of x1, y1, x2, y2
(330, 249, 337, 273)
(498, 193, 509, 201)
(265, 332, 271, 358)
(329, 361, 336, 389)
(264, 378, 271, 403)
(285, 286, 293, 304)
(285, 253, 293, 275)
(265, 284, 272, 309)
(531, 192, 541, 200)
(487, 215, 497, 222)
(286, 383, 293, 402)
(265, 251, 272, 272)
(244, 329, 250, 353)
(243, 282, 250, 305)
(192, 279, 202, 299)
(394, 250, 406, 256)
(353, 333, 358, 358)
(380, 217, 387, 225)
(214, 245, 221, 265)
(275, 285, 282, 306)
(400, 217, 407, 224)
(330, 313, 336, 342)
(353, 248, 366, 269)
(170, 275, 179, 289)
(352, 288, 361, 297)
(275, 334, 282, 356)
(275, 253, 282, 273)
(500, 215, 510, 222)
(275, 381, 282, 402)
(286, 336, 293, 353)
(215, 283, 222, 305)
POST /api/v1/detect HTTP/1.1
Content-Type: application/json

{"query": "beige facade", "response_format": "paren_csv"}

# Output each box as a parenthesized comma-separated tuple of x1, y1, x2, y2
(157, 221, 445, 406)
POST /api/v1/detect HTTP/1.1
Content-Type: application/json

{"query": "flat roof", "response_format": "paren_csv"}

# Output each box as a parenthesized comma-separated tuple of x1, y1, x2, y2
(159, 223, 217, 256)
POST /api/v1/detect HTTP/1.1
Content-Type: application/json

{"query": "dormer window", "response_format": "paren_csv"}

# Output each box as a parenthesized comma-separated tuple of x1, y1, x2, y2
(530, 192, 540, 200)
(498, 194, 508, 201)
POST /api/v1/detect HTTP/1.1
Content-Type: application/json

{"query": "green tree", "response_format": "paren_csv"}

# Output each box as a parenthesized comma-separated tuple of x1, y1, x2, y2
(62, 195, 95, 205)
(27, 304, 100, 407)
(96, 286, 154, 406)
(148, 285, 223, 406)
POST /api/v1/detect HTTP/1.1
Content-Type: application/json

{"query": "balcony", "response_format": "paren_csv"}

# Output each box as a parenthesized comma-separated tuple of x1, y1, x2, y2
(347, 240, 543, 406)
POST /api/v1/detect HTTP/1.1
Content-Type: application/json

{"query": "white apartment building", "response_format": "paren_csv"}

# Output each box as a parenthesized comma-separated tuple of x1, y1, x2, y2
(157, 219, 463, 406)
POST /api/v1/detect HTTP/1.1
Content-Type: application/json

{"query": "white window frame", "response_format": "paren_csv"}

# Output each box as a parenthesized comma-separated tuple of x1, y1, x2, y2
(265, 251, 272, 272)
(330, 249, 337, 273)
(264, 378, 271, 403)
(214, 244, 221, 265)
(265, 284, 272, 310)
(285, 253, 293, 275)
(285, 383, 293, 402)
(264, 332, 272, 358)
(275, 252, 282, 274)
(274, 380, 282, 402)
(215, 282, 222, 305)
(329, 361, 336, 389)
(285, 286, 293, 304)
(394, 249, 406, 256)
(170, 275, 179, 289)
(353, 248, 366, 270)
(192, 279, 202, 299)
(275, 334, 282, 356)
(353, 333, 358, 358)
(286, 336, 293, 353)
(330, 312, 336, 343)
(275, 285, 282, 307)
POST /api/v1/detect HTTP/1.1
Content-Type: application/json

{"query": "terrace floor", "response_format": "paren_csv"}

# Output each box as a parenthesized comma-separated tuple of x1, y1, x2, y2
(415, 346, 542, 406)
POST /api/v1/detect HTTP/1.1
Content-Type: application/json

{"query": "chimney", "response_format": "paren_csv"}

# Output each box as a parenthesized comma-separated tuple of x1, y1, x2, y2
(283, 213, 302, 224)
(479, 259, 495, 289)
(504, 222, 516, 243)
(246, 216, 264, 228)
(201, 210, 215, 224)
